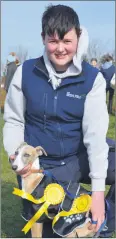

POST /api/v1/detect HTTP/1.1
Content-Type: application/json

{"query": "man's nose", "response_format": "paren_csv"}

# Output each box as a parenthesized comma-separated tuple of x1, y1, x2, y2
(57, 43, 64, 52)
(12, 165, 18, 171)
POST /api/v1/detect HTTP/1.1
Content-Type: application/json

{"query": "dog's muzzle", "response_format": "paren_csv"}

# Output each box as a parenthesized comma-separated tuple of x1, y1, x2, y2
(14, 163, 32, 175)
(9, 157, 16, 170)
(10, 156, 32, 175)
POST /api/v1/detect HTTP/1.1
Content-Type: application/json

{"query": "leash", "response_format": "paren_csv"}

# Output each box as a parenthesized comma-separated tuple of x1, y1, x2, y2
(28, 168, 76, 198)
(30, 168, 80, 199)
(43, 170, 79, 199)
(43, 170, 110, 238)
(16, 166, 109, 237)
(93, 218, 107, 238)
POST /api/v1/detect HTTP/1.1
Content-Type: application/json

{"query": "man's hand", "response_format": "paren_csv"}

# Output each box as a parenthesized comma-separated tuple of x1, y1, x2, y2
(89, 191, 105, 232)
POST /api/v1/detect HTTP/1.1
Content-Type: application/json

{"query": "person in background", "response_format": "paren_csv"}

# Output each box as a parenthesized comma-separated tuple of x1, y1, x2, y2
(3, 4, 115, 238)
(90, 58, 98, 68)
(100, 54, 115, 114)
(4, 52, 19, 93)
(15, 58, 21, 67)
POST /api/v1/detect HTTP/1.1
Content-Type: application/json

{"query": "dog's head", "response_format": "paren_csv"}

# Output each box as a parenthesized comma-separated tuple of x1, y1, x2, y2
(11, 142, 47, 174)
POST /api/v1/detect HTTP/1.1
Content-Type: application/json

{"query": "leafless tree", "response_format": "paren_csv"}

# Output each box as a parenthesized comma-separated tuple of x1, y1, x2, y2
(86, 39, 103, 62)
(111, 49, 115, 63)
(85, 38, 114, 66)
(16, 45, 29, 63)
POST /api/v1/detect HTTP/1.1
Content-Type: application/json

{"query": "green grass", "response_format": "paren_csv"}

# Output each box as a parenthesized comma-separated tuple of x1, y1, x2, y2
(1, 114, 25, 238)
(0, 107, 115, 238)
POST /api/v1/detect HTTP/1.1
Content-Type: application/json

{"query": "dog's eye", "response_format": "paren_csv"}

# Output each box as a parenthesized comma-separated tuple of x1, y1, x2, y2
(24, 153, 30, 157)
(15, 151, 19, 156)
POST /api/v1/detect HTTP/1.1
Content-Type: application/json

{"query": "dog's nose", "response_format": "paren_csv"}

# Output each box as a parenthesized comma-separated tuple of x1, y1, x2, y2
(12, 165, 18, 171)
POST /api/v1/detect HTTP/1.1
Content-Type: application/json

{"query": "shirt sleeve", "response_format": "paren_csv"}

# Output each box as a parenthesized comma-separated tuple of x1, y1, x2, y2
(82, 72, 109, 191)
(3, 65, 26, 156)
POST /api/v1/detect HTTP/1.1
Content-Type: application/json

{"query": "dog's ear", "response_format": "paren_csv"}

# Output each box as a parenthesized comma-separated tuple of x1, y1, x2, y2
(35, 146, 47, 156)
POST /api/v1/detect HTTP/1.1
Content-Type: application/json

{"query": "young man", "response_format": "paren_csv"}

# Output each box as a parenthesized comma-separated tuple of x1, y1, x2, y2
(3, 4, 115, 238)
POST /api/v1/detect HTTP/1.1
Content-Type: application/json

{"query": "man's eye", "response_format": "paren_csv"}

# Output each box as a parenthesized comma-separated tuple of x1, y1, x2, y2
(64, 40, 71, 43)
(24, 153, 30, 157)
(49, 41, 56, 43)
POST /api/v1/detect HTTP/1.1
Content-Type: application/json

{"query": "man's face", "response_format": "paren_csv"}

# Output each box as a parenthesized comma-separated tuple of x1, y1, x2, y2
(91, 60, 97, 67)
(42, 28, 78, 71)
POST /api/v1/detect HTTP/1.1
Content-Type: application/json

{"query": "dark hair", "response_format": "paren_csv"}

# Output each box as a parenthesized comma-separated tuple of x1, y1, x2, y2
(91, 58, 97, 63)
(42, 4, 81, 39)
(100, 54, 113, 63)
(15, 59, 20, 65)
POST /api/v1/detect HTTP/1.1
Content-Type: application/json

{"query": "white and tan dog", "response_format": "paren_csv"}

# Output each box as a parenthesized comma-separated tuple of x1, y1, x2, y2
(11, 142, 46, 237)
(11, 142, 46, 194)
(11, 142, 95, 238)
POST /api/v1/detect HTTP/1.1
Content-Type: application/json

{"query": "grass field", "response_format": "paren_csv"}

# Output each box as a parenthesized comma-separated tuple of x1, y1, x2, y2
(0, 107, 115, 238)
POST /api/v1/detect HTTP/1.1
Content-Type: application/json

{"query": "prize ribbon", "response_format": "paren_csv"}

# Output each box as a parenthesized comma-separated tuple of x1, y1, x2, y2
(13, 183, 65, 234)
(52, 194, 92, 227)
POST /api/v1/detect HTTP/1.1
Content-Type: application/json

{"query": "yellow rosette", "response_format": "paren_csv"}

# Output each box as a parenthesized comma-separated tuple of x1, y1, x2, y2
(52, 194, 92, 227)
(72, 194, 92, 212)
(13, 183, 65, 234)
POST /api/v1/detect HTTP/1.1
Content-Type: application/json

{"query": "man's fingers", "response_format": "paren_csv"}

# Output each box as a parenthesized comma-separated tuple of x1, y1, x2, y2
(88, 218, 97, 231)
(89, 218, 104, 232)
(88, 223, 96, 231)
(95, 218, 104, 232)
(95, 222, 101, 232)
(22, 170, 31, 178)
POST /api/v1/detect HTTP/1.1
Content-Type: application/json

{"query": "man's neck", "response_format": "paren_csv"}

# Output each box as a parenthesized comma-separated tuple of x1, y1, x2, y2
(51, 61, 72, 73)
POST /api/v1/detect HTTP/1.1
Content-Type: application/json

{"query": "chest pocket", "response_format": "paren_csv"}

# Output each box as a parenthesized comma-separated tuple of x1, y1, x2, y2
(58, 90, 86, 121)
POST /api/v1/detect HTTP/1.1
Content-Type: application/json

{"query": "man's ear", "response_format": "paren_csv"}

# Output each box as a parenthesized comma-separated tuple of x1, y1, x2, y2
(41, 32, 45, 45)
(36, 146, 47, 156)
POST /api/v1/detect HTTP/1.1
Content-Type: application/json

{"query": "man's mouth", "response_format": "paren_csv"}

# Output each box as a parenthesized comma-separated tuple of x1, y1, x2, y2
(55, 54, 67, 59)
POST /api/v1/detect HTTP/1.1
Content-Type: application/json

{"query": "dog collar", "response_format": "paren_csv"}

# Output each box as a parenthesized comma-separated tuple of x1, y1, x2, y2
(17, 163, 32, 176)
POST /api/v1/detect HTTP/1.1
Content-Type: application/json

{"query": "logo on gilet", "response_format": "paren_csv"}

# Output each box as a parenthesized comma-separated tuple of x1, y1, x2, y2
(66, 92, 86, 99)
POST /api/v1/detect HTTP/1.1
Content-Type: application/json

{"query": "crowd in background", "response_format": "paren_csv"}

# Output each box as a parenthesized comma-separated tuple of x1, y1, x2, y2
(1, 52, 116, 114)
(3, 52, 20, 92)
(91, 54, 115, 115)
(1, 52, 115, 115)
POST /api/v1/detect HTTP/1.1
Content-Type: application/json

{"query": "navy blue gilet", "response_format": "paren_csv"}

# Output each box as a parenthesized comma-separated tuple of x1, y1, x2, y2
(22, 57, 99, 161)
(100, 65, 115, 90)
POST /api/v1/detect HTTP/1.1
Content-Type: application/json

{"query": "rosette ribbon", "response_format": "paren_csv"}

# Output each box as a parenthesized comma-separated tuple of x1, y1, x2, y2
(12, 183, 65, 234)
(52, 194, 92, 227)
